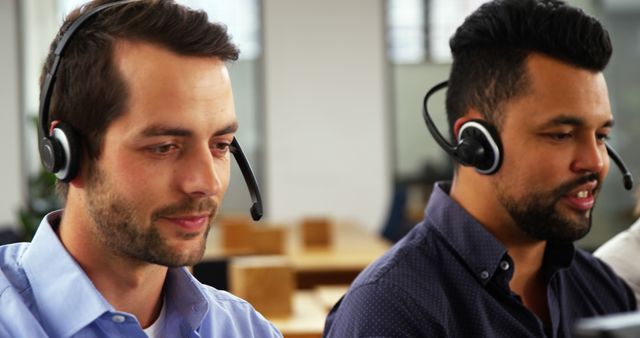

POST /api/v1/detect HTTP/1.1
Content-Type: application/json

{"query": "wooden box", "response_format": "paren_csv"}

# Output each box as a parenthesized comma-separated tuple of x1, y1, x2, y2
(300, 217, 333, 248)
(251, 227, 286, 255)
(218, 215, 253, 253)
(230, 256, 294, 317)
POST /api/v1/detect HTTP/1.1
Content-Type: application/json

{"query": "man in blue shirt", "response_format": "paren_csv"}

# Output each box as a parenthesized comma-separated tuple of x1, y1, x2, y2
(324, 0, 637, 337)
(0, 1, 280, 337)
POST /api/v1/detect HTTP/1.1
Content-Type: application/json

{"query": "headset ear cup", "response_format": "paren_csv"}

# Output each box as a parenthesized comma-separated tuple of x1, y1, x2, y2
(456, 119, 503, 175)
(40, 136, 63, 174)
(50, 122, 81, 182)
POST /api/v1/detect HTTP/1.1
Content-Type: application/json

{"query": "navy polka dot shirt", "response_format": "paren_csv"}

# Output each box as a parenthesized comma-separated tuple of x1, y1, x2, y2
(324, 182, 636, 337)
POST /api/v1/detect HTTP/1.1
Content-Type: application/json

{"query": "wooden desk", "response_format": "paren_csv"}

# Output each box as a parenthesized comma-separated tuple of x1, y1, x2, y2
(269, 286, 349, 338)
(287, 223, 390, 288)
(202, 222, 390, 288)
(269, 291, 326, 338)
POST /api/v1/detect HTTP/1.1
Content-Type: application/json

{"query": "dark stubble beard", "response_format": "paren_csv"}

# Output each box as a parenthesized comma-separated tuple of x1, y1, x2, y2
(497, 174, 599, 242)
(85, 166, 217, 267)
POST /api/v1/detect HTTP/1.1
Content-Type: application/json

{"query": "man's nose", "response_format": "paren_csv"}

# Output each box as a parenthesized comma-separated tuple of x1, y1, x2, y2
(570, 137, 605, 175)
(179, 145, 222, 198)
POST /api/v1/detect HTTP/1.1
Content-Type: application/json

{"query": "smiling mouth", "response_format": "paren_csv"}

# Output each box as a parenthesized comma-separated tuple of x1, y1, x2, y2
(563, 188, 596, 212)
(161, 214, 210, 232)
(575, 190, 590, 199)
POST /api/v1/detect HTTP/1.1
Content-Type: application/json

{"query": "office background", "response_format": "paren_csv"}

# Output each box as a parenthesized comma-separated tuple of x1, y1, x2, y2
(0, 0, 639, 250)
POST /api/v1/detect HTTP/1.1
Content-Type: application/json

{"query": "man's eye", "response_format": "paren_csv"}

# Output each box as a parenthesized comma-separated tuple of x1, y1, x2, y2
(212, 142, 231, 155)
(150, 144, 177, 154)
(596, 133, 610, 142)
(549, 133, 571, 141)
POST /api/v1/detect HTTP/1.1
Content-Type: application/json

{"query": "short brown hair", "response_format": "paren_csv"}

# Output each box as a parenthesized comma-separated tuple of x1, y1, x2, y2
(40, 0, 239, 200)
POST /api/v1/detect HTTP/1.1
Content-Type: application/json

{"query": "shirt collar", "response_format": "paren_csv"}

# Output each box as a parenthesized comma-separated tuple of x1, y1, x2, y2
(425, 182, 507, 285)
(164, 267, 209, 332)
(425, 182, 575, 285)
(21, 210, 113, 338)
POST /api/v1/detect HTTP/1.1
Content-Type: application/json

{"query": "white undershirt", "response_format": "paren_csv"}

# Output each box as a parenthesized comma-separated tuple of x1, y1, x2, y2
(142, 296, 168, 338)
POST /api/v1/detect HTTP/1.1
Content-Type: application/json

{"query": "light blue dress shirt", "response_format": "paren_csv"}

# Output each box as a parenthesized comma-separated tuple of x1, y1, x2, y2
(0, 210, 282, 338)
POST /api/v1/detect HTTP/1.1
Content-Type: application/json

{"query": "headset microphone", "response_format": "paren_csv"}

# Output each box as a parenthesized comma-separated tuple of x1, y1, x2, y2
(605, 144, 634, 190)
(37, 0, 264, 220)
(230, 138, 263, 220)
(423, 80, 634, 190)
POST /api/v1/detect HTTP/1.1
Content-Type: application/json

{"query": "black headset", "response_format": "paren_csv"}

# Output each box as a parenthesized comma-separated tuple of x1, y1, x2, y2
(423, 80, 634, 190)
(38, 0, 264, 220)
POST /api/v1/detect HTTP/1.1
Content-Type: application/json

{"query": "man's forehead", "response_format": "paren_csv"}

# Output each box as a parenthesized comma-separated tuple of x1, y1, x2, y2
(502, 55, 613, 127)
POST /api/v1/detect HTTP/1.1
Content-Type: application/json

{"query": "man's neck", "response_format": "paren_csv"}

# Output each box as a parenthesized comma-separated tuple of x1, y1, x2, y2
(507, 241, 547, 292)
(57, 203, 167, 328)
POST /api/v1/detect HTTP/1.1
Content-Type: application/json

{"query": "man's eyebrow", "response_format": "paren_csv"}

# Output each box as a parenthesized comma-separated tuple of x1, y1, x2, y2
(214, 121, 239, 136)
(138, 121, 239, 138)
(140, 125, 192, 137)
(539, 115, 614, 128)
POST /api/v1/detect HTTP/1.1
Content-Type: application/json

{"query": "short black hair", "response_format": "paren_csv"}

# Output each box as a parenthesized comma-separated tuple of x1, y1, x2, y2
(445, 0, 612, 137)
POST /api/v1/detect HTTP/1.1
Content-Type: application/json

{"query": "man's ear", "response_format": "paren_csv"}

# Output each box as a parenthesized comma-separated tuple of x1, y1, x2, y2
(49, 120, 60, 135)
(68, 174, 85, 188)
(452, 108, 483, 140)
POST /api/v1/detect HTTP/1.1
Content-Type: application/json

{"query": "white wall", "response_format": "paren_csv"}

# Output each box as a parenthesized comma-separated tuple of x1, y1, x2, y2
(0, 0, 24, 230)
(393, 63, 451, 178)
(262, 0, 391, 231)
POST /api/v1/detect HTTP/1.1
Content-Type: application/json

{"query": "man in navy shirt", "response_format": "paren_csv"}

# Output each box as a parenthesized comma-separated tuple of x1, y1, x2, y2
(324, 0, 637, 336)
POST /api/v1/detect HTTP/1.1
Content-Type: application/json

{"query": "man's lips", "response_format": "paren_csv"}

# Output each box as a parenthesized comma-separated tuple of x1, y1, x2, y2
(160, 214, 210, 231)
(562, 181, 598, 212)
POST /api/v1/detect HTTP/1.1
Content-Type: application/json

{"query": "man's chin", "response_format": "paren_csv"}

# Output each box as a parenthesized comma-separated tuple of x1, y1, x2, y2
(157, 251, 205, 268)
(552, 215, 592, 241)
(147, 238, 206, 267)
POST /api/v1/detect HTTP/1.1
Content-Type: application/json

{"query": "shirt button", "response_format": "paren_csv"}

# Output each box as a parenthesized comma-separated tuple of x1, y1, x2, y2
(112, 315, 126, 323)
(500, 261, 510, 271)
(479, 270, 489, 280)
